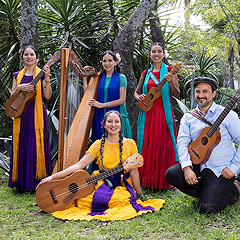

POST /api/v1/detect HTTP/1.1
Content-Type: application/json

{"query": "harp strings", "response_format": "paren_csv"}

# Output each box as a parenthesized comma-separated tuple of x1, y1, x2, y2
(63, 52, 85, 164)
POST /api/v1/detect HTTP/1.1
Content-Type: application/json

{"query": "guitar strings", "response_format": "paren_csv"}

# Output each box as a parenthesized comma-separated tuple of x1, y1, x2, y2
(53, 167, 123, 200)
(50, 165, 125, 202)
(11, 94, 26, 109)
(48, 156, 140, 204)
(10, 70, 44, 109)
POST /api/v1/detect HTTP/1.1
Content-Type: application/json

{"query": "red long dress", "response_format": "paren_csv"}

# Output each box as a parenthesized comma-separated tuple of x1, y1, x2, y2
(138, 68, 177, 190)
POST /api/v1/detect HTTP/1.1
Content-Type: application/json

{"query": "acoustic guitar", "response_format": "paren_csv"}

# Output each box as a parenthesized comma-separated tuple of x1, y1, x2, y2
(35, 153, 143, 213)
(138, 63, 181, 112)
(5, 51, 61, 118)
(188, 89, 240, 164)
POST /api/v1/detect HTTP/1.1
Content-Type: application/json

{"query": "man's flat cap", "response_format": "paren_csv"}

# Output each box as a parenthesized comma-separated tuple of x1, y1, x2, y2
(193, 77, 218, 91)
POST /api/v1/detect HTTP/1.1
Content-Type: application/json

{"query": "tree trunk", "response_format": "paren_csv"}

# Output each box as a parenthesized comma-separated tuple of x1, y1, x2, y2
(113, 0, 158, 139)
(149, 3, 165, 44)
(20, 0, 38, 59)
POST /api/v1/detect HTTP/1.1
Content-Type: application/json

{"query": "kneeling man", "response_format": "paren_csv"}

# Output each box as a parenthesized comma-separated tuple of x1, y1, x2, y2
(166, 77, 240, 213)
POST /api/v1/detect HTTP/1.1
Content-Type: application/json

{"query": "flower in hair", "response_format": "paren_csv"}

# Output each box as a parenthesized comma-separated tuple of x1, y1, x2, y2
(116, 53, 121, 62)
(164, 50, 169, 59)
(101, 120, 104, 129)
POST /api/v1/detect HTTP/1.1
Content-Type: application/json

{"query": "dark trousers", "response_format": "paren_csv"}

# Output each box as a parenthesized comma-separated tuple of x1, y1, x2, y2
(165, 164, 239, 213)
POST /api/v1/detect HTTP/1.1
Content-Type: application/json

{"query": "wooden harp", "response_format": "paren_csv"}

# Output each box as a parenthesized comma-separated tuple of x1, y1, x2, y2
(53, 48, 99, 173)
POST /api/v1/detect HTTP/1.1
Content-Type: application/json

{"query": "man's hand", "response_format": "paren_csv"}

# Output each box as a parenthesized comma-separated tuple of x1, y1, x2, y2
(183, 166, 198, 185)
(221, 167, 235, 179)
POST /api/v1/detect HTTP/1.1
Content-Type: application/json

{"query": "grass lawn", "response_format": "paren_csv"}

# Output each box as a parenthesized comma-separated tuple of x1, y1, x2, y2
(1, 169, 240, 240)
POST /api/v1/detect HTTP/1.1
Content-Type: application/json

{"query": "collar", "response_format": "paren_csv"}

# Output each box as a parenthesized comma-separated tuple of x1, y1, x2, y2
(196, 101, 216, 116)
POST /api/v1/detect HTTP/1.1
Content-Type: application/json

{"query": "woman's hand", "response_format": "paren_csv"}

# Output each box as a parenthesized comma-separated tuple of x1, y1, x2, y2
(165, 72, 174, 84)
(136, 94, 146, 101)
(37, 175, 53, 188)
(165, 71, 180, 99)
(88, 99, 104, 108)
(42, 64, 52, 99)
(17, 83, 35, 92)
(43, 64, 51, 78)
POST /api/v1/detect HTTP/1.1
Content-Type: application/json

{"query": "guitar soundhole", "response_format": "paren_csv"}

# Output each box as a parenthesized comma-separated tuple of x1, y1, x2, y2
(201, 137, 208, 145)
(149, 94, 154, 99)
(69, 183, 78, 193)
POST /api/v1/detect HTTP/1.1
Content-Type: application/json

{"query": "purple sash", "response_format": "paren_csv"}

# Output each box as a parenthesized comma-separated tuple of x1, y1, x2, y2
(89, 172, 154, 216)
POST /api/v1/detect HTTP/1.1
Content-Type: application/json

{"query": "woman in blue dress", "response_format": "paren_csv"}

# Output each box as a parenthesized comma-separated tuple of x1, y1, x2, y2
(85, 50, 132, 171)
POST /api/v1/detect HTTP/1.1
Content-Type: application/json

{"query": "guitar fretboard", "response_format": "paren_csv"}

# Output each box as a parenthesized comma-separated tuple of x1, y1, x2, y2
(207, 92, 240, 137)
(155, 64, 180, 92)
(155, 78, 167, 92)
(86, 165, 124, 185)
(30, 69, 44, 86)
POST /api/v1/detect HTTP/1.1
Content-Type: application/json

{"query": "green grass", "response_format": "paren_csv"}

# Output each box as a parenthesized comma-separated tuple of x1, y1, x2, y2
(1, 169, 240, 240)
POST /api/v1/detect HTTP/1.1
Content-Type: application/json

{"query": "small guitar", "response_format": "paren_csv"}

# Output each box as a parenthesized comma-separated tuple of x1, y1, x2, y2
(188, 89, 240, 164)
(5, 51, 61, 118)
(35, 153, 143, 213)
(138, 63, 181, 112)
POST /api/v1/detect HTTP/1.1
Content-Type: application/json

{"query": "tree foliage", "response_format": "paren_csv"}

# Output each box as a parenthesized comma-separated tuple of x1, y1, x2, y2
(191, 0, 240, 69)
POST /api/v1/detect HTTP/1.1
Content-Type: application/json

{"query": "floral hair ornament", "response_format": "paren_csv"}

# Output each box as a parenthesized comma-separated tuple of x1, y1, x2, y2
(164, 50, 169, 59)
(35, 58, 39, 66)
(116, 53, 121, 62)
(101, 120, 104, 129)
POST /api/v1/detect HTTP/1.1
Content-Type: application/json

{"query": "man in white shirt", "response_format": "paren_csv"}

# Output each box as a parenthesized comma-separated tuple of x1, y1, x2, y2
(165, 77, 240, 213)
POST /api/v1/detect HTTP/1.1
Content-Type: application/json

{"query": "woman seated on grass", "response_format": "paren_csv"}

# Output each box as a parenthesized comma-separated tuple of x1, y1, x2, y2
(38, 110, 164, 221)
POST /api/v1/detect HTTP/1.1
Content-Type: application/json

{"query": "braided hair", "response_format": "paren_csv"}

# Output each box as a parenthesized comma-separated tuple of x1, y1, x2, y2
(100, 110, 123, 171)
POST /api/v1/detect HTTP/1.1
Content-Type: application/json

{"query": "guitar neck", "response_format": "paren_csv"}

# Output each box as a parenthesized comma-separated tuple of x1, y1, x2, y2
(86, 165, 124, 185)
(207, 93, 240, 137)
(30, 69, 44, 86)
(155, 78, 167, 91)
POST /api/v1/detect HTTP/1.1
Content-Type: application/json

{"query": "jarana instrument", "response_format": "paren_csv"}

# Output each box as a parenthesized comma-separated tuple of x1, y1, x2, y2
(188, 89, 240, 164)
(138, 63, 181, 112)
(5, 51, 61, 118)
(36, 153, 143, 213)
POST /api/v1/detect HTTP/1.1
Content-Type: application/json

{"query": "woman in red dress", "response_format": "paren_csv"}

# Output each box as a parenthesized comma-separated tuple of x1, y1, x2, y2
(134, 42, 180, 190)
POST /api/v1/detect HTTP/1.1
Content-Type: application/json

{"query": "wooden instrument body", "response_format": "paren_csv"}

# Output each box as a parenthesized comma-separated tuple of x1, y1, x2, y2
(5, 50, 61, 118)
(36, 170, 94, 213)
(36, 153, 143, 213)
(188, 127, 221, 164)
(5, 90, 36, 118)
(138, 86, 162, 112)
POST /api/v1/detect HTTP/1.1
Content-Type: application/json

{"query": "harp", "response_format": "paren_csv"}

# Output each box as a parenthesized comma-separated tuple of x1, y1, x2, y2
(53, 48, 99, 173)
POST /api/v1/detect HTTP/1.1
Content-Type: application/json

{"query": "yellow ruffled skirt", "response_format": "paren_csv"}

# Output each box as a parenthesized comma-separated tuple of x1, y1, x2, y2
(52, 177, 165, 221)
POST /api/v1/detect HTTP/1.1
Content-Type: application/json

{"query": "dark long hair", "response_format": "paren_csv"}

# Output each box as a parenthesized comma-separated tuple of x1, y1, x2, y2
(142, 42, 166, 83)
(99, 50, 121, 78)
